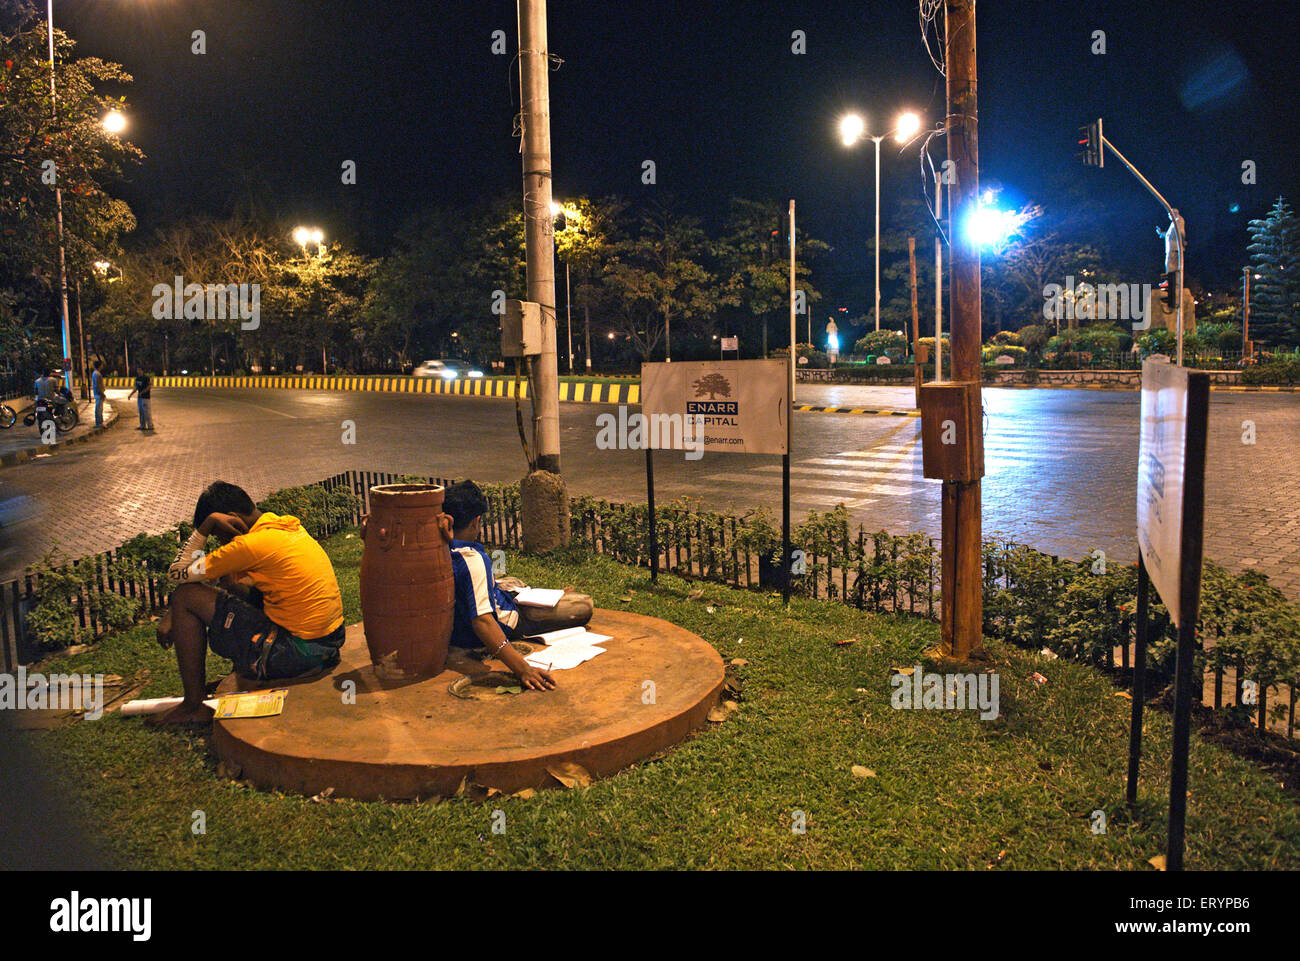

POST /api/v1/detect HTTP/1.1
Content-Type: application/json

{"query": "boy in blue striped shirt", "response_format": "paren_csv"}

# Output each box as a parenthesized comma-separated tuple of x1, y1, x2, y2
(444, 481, 593, 691)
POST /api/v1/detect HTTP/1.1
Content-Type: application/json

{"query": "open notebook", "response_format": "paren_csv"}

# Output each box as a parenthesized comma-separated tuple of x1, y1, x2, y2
(522, 626, 614, 671)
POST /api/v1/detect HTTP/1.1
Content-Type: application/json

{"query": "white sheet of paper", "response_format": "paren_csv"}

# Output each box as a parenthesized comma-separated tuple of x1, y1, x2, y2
(119, 696, 220, 717)
(527, 626, 588, 645)
(524, 645, 607, 671)
(513, 588, 565, 608)
(527, 628, 615, 648)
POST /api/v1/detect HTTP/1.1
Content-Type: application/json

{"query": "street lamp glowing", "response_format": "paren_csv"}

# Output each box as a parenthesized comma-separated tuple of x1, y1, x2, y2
(894, 111, 921, 142)
(550, 201, 580, 223)
(102, 109, 127, 134)
(839, 113, 865, 147)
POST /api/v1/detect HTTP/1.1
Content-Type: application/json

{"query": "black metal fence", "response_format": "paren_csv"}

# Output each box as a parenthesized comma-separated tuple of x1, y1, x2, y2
(3, 467, 1296, 741)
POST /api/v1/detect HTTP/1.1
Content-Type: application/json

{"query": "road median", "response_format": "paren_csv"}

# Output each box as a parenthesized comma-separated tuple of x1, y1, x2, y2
(103, 374, 641, 405)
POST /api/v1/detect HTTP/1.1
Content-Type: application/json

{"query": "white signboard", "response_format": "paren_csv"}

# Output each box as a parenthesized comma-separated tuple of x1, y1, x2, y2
(641, 359, 788, 456)
(1137, 360, 1205, 627)
(721, 336, 739, 351)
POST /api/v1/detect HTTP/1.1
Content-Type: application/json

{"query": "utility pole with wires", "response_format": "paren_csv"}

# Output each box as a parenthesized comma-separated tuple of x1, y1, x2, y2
(919, 0, 985, 660)
(516, 0, 569, 550)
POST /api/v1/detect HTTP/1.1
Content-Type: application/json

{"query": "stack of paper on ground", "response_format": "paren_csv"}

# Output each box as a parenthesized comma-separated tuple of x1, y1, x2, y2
(523, 626, 614, 671)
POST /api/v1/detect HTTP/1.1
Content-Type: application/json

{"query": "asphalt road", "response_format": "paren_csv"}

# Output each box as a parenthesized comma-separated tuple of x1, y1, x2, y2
(0, 384, 1295, 597)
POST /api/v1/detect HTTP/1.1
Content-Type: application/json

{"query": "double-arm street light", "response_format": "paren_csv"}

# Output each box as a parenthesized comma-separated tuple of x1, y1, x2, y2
(293, 227, 328, 373)
(293, 226, 326, 257)
(839, 110, 922, 333)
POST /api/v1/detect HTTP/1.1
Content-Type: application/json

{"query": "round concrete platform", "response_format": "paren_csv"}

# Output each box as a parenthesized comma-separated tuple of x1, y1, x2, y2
(211, 609, 724, 801)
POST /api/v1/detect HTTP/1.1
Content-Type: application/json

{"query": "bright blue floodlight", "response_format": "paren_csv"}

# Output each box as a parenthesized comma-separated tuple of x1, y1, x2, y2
(966, 205, 1014, 249)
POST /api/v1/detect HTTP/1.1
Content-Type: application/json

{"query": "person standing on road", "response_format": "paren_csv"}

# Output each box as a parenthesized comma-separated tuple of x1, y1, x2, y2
(91, 360, 105, 429)
(126, 368, 154, 431)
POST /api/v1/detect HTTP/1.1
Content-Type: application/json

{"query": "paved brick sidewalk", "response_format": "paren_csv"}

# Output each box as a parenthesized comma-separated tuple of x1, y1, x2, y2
(0, 400, 120, 468)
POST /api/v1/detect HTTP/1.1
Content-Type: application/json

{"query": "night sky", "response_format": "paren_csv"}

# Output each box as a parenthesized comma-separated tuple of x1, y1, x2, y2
(55, 0, 1300, 306)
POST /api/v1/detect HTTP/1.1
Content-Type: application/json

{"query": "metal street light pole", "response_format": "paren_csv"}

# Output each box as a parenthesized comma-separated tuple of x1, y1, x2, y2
(47, 0, 72, 392)
(1242, 267, 1251, 361)
(872, 134, 884, 332)
(565, 260, 573, 374)
(935, 169, 944, 380)
(839, 112, 921, 338)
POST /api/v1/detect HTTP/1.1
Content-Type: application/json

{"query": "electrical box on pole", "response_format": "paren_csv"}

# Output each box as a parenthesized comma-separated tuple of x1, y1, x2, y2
(502, 300, 543, 357)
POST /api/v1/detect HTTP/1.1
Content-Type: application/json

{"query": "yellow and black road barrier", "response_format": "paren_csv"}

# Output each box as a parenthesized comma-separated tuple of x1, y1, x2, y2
(103, 374, 643, 405)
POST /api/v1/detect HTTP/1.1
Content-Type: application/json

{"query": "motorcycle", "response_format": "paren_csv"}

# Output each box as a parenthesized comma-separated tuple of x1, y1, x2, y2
(22, 387, 79, 434)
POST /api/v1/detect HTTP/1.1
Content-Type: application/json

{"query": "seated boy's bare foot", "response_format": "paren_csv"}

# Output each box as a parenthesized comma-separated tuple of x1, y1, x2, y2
(156, 609, 173, 647)
(146, 701, 213, 726)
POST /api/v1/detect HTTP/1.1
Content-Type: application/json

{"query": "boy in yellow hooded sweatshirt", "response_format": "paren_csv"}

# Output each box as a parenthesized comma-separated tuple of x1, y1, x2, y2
(154, 481, 345, 724)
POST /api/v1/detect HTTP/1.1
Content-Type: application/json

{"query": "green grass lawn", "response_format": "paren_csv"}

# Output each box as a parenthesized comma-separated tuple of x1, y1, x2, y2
(30, 532, 1300, 870)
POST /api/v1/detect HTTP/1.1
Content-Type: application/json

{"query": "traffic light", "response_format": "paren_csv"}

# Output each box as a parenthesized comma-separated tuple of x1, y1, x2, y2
(1162, 272, 1177, 311)
(1078, 118, 1104, 168)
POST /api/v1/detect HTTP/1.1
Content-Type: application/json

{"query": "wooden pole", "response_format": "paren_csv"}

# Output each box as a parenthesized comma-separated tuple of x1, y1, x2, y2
(942, 0, 984, 659)
(909, 237, 920, 409)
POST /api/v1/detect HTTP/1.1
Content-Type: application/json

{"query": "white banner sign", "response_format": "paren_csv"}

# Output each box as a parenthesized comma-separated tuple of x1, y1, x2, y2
(1137, 360, 1191, 625)
(641, 359, 788, 456)
(721, 336, 739, 351)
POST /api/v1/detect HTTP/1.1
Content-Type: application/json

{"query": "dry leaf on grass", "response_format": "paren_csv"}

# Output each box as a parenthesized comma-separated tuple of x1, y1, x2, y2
(730, 658, 749, 667)
(834, 638, 858, 647)
(310, 786, 335, 803)
(891, 666, 916, 676)
(851, 765, 877, 778)
(546, 761, 592, 788)
(722, 700, 740, 713)
(1115, 691, 1133, 700)
(512, 788, 536, 800)
(707, 707, 729, 723)
(619, 596, 633, 603)
(688, 589, 705, 601)
(1030, 672, 1048, 685)
(1148, 854, 1167, 871)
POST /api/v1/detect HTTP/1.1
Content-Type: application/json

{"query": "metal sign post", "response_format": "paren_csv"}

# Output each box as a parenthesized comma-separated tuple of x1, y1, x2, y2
(1126, 359, 1210, 871)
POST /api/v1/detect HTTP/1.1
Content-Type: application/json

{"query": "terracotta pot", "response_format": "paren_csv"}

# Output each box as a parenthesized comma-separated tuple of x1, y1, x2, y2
(359, 484, 456, 677)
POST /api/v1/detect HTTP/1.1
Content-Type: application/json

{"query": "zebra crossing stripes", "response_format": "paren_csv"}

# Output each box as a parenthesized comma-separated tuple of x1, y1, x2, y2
(696, 418, 1125, 510)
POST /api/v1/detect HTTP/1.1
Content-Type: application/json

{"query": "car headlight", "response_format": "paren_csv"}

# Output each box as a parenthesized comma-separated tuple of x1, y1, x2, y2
(469, 370, 483, 378)
(441, 370, 458, 379)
